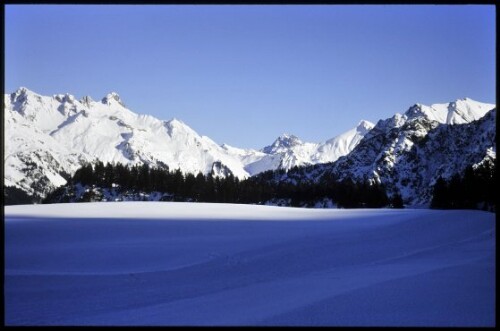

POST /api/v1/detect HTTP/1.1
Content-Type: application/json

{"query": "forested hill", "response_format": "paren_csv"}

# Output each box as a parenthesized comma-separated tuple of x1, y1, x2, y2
(42, 162, 397, 209)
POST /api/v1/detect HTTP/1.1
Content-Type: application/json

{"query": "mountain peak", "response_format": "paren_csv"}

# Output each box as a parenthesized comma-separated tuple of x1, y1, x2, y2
(356, 120, 375, 132)
(262, 133, 303, 154)
(163, 118, 195, 136)
(15, 86, 32, 95)
(9, 87, 38, 104)
(80, 95, 95, 106)
(450, 97, 492, 108)
(54, 93, 76, 104)
(278, 133, 299, 139)
(448, 97, 473, 106)
(101, 92, 125, 107)
(275, 133, 302, 147)
(404, 98, 495, 125)
(167, 118, 186, 126)
(12, 86, 36, 98)
(5, 88, 495, 205)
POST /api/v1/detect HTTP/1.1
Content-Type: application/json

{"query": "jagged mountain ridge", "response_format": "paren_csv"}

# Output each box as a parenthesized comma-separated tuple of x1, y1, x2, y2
(4, 87, 373, 199)
(257, 120, 375, 171)
(271, 100, 496, 207)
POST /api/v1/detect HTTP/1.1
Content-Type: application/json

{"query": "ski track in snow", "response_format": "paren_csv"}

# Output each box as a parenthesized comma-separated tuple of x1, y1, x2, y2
(4, 202, 495, 326)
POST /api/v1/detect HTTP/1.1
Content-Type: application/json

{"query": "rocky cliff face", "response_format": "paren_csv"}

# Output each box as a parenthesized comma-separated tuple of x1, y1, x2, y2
(268, 100, 496, 207)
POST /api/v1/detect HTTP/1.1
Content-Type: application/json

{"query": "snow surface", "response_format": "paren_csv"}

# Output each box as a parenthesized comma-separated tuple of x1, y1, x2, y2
(5, 202, 495, 326)
(411, 98, 494, 125)
(4, 88, 374, 197)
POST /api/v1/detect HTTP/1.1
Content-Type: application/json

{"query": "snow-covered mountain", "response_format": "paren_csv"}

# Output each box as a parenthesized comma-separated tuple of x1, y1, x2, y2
(278, 98, 496, 206)
(4, 87, 373, 199)
(234, 120, 375, 173)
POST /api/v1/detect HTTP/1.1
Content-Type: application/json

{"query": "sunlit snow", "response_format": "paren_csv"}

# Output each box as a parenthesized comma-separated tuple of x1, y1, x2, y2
(4, 88, 376, 196)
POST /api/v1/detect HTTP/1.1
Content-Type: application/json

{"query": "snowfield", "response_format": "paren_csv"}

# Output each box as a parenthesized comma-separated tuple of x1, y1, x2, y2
(5, 202, 495, 326)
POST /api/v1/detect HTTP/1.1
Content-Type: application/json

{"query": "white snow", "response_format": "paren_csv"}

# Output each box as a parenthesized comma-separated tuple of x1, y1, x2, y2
(259, 121, 376, 170)
(312, 120, 374, 164)
(5, 201, 387, 220)
(321, 100, 496, 206)
(5, 202, 495, 326)
(5, 89, 495, 201)
(5, 87, 375, 197)
(407, 98, 494, 125)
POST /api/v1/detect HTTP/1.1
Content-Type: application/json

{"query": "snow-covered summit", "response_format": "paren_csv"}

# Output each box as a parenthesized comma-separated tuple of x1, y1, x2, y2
(404, 98, 493, 125)
(12, 86, 34, 97)
(8, 87, 491, 204)
(9, 86, 38, 105)
(356, 120, 374, 133)
(4, 87, 373, 199)
(165, 118, 188, 128)
(80, 95, 95, 107)
(256, 120, 377, 170)
(307, 100, 496, 207)
(262, 134, 304, 154)
(101, 92, 125, 107)
(54, 93, 77, 104)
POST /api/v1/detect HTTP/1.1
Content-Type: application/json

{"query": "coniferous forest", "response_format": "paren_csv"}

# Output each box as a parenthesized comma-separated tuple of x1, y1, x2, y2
(43, 161, 397, 208)
(38, 159, 495, 211)
(430, 163, 496, 211)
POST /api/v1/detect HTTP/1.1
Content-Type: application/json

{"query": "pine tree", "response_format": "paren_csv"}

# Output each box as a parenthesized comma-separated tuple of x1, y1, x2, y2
(104, 162, 115, 187)
(391, 192, 404, 208)
(447, 174, 463, 208)
(138, 163, 151, 191)
(461, 165, 477, 209)
(94, 161, 105, 186)
(431, 177, 449, 209)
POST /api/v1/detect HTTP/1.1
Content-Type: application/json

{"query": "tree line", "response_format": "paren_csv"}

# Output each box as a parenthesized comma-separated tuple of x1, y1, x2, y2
(43, 161, 401, 208)
(431, 163, 496, 211)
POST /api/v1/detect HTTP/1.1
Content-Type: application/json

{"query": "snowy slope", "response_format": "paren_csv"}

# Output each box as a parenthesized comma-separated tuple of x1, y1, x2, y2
(259, 120, 375, 170)
(313, 120, 374, 163)
(244, 96, 493, 178)
(4, 87, 373, 199)
(6, 88, 252, 178)
(405, 98, 493, 124)
(5, 89, 91, 197)
(287, 100, 496, 206)
(5, 202, 495, 326)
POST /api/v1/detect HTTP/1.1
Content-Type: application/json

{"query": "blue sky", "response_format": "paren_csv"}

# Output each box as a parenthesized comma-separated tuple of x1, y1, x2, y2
(5, 5, 495, 149)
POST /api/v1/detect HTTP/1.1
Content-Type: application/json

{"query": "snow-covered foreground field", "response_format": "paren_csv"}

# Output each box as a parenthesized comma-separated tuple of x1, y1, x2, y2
(5, 202, 495, 326)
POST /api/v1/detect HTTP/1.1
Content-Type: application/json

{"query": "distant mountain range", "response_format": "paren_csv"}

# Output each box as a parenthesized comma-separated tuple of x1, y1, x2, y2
(4, 87, 374, 200)
(267, 98, 496, 207)
(4, 88, 495, 206)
